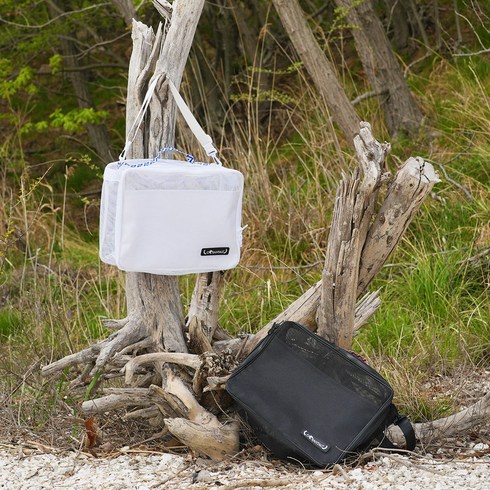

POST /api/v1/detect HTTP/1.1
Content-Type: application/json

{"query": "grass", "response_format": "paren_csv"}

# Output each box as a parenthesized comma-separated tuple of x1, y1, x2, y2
(0, 35, 489, 444)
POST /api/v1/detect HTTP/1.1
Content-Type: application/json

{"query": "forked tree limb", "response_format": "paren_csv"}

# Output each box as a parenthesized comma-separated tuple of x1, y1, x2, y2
(41, 314, 148, 377)
(357, 156, 440, 294)
(317, 123, 387, 347)
(242, 141, 439, 356)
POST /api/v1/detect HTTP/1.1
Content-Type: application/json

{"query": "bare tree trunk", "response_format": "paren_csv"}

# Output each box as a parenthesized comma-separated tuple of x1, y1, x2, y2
(48, 0, 114, 164)
(272, 0, 360, 145)
(317, 124, 387, 348)
(335, 0, 423, 137)
(122, 0, 212, 364)
(110, 0, 138, 25)
(384, 0, 411, 51)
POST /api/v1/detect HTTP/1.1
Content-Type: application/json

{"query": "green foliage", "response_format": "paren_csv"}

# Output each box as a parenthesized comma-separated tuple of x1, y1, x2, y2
(49, 108, 109, 133)
(0, 309, 22, 340)
(0, 64, 36, 99)
(49, 54, 63, 75)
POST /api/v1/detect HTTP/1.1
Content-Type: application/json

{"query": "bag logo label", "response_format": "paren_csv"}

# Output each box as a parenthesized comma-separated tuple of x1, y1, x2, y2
(302, 430, 330, 452)
(201, 247, 230, 256)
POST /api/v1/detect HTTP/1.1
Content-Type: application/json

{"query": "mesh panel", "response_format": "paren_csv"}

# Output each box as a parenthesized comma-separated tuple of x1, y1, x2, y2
(98, 160, 244, 272)
(281, 324, 391, 407)
(124, 169, 242, 191)
(123, 162, 243, 192)
(99, 180, 118, 264)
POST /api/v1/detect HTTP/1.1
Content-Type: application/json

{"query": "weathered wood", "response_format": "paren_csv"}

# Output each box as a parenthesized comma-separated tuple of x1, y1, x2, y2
(148, 0, 206, 157)
(357, 157, 440, 294)
(243, 281, 321, 354)
(317, 123, 386, 347)
(245, 130, 439, 354)
(110, 0, 138, 26)
(123, 20, 160, 169)
(388, 393, 490, 446)
(119, 0, 210, 363)
(123, 406, 161, 421)
(187, 271, 225, 354)
(241, 284, 382, 357)
(41, 346, 99, 377)
(165, 418, 239, 460)
(82, 389, 152, 414)
(156, 368, 240, 459)
(122, 0, 210, 362)
(124, 353, 202, 385)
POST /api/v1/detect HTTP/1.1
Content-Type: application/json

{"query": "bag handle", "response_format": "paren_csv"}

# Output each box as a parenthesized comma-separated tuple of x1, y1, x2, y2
(378, 407, 416, 452)
(117, 146, 196, 169)
(119, 73, 222, 165)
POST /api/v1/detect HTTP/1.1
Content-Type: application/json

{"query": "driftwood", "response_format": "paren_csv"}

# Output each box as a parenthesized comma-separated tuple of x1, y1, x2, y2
(388, 392, 490, 447)
(40, 0, 488, 461)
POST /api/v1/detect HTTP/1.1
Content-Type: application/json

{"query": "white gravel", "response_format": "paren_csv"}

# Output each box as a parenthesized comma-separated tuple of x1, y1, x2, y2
(1, 447, 489, 489)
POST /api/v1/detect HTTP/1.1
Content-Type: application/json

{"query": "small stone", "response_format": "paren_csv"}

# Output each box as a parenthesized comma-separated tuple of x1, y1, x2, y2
(471, 443, 489, 451)
(194, 469, 212, 482)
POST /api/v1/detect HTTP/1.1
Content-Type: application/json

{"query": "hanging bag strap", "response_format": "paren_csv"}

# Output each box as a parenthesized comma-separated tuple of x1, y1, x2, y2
(119, 73, 222, 165)
(119, 75, 160, 161)
(167, 80, 222, 165)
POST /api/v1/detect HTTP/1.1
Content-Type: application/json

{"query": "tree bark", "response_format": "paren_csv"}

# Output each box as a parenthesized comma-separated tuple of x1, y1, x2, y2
(335, 0, 423, 137)
(384, 0, 411, 51)
(272, 0, 360, 145)
(317, 123, 386, 347)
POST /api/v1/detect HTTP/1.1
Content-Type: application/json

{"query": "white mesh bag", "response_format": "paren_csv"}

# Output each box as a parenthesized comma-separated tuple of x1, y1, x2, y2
(99, 76, 244, 275)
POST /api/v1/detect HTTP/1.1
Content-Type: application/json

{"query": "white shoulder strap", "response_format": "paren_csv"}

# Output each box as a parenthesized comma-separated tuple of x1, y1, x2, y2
(167, 80, 221, 165)
(119, 73, 222, 165)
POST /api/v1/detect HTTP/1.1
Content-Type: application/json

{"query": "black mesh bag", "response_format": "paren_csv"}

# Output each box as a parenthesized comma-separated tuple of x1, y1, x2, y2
(226, 321, 415, 467)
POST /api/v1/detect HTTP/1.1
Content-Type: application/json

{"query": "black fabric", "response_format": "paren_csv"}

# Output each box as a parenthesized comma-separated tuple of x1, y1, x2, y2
(226, 321, 416, 467)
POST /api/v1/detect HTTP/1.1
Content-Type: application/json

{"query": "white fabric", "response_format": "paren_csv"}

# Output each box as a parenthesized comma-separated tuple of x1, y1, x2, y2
(99, 160, 244, 275)
(100, 75, 244, 274)
(167, 80, 221, 164)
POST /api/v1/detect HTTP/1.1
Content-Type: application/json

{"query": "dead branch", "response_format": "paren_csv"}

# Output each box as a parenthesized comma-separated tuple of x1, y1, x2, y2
(388, 392, 490, 446)
(123, 353, 202, 384)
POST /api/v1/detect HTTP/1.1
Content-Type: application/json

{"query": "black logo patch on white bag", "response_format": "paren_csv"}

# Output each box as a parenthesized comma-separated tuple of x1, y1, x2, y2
(201, 247, 230, 256)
